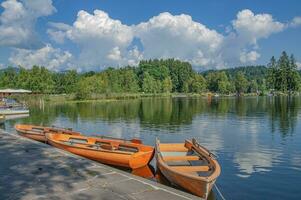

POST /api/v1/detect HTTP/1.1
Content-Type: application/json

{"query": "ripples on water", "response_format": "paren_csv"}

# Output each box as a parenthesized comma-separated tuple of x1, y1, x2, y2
(2, 96, 301, 200)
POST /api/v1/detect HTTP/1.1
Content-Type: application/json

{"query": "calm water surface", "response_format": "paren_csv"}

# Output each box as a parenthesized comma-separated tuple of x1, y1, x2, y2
(2, 96, 301, 200)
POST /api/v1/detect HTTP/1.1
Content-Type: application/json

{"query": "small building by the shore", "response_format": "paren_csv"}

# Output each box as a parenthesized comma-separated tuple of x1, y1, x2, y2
(0, 89, 32, 98)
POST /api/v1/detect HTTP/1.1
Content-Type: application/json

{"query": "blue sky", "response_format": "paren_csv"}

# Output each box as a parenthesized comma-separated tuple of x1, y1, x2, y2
(0, 0, 300, 71)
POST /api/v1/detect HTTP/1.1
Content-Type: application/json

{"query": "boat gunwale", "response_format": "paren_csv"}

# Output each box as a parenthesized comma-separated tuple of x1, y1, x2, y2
(18, 131, 45, 136)
(15, 124, 81, 136)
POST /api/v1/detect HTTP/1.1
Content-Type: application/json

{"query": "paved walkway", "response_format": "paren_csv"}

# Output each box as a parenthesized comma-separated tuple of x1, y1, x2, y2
(0, 130, 200, 200)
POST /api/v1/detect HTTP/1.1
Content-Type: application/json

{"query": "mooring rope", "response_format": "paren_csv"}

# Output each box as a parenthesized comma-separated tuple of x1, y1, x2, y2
(214, 183, 226, 200)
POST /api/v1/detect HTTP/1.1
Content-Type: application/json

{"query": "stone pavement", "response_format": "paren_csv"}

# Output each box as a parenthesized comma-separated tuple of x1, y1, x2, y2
(0, 130, 201, 200)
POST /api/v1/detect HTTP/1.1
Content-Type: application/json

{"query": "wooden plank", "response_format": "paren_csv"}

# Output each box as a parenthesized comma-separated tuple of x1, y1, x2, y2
(170, 166, 210, 172)
(161, 151, 188, 157)
(163, 155, 200, 161)
(159, 143, 187, 152)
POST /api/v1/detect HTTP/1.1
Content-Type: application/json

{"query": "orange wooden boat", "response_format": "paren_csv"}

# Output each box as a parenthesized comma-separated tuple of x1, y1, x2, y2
(156, 138, 221, 199)
(46, 132, 154, 169)
(15, 124, 81, 142)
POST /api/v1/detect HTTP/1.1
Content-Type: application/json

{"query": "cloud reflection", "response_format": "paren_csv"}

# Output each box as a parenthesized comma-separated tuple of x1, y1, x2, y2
(233, 120, 282, 178)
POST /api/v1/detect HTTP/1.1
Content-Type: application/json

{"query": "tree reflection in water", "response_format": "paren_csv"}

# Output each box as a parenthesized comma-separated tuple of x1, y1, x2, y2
(7, 96, 301, 137)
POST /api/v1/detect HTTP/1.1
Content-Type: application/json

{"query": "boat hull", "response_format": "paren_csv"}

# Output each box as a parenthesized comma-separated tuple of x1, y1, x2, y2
(17, 132, 46, 142)
(15, 124, 81, 143)
(155, 139, 220, 199)
(46, 133, 154, 169)
(157, 154, 215, 199)
(49, 139, 129, 167)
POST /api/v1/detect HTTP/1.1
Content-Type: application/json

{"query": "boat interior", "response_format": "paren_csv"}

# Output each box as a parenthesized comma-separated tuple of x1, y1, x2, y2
(18, 125, 79, 135)
(16, 125, 44, 132)
(16, 126, 44, 135)
(159, 143, 213, 177)
(50, 134, 148, 154)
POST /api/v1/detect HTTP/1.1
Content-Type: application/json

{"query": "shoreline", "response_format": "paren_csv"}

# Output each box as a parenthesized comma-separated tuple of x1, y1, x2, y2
(12, 92, 301, 104)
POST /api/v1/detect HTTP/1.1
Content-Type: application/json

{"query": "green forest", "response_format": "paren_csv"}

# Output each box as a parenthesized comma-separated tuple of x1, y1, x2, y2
(0, 51, 300, 99)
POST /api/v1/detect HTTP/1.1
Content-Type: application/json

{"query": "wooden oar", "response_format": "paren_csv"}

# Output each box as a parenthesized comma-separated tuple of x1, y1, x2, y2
(91, 135, 142, 144)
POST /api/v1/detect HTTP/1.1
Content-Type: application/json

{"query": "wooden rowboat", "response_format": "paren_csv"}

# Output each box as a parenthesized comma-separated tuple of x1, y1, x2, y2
(46, 132, 154, 169)
(156, 138, 221, 199)
(15, 124, 81, 142)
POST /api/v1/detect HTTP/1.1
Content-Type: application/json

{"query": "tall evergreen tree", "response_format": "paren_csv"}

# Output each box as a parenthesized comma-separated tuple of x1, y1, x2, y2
(278, 51, 290, 92)
(288, 54, 301, 92)
(267, 56, 277, 90)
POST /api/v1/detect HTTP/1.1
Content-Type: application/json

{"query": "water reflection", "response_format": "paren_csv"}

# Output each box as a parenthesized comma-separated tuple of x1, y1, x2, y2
(4, 96, 301, 200)
(267, 96, 299, 136)
(8, 96, 301, 137)
(234, 148, 282, 178)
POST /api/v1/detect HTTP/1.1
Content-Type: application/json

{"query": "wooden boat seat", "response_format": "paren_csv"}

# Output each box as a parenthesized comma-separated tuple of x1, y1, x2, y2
(159, 144, 187, 152)
(165, 157, 208, 167)
(170, 166, 210, 172)
(161, 151, 188, 157)
(163, 155, 199, 161)
(166, 160, 192, 166)
(166, 160, 208, 166)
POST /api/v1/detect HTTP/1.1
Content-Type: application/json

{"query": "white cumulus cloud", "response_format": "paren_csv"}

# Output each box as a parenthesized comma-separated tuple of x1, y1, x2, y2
(47, 9, 297, 71)
(47, 22, 72, 44)
(219, 9, 286, 67)
(0, 0, 56, 49)
(9, 44, 73, 71)
(240, 50, 261, 63)
(290, 16, 301, 27)
(134, 12, 224, 68)
(232, 9, 285, 45)
(48, 10, 138, 71)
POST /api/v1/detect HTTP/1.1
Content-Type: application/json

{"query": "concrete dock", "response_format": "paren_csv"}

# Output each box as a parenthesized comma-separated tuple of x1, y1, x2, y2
(0, 130, 200, 200)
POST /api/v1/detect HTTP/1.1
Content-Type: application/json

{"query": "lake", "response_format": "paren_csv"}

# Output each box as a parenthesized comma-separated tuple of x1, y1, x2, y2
(2, 96, 301, 200)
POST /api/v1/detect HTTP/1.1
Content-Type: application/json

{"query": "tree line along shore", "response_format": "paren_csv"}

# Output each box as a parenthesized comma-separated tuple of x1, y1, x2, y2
(0, 51, 300, 101)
